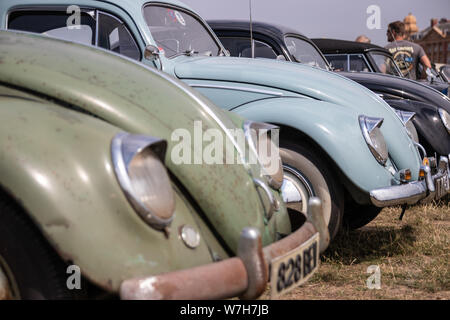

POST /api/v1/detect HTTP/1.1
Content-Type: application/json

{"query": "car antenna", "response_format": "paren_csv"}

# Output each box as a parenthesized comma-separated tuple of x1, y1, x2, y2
(249, 0, 254, 58)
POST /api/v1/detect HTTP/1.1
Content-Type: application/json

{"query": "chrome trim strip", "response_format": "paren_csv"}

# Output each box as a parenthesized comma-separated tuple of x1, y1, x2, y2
(190, 84, 284, 97)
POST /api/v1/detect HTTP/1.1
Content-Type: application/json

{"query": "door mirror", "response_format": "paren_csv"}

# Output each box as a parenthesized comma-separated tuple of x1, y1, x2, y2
(144, 45, 162, 61)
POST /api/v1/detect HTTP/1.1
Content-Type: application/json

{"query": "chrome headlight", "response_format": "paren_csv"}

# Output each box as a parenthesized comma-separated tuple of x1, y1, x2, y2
(359, 115, 389, 165)
(112, 132, 175, 231)
(244, 120, 283, 189)
(439, 108, 450, 134)
(394, 109, 419, 143)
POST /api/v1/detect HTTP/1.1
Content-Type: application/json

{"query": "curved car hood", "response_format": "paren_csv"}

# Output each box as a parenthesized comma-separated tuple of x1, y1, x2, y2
(175, 57, 420, 171)
(341, 72, 450, 113)
(0, 31, 278, 249)
(176, 57, 397, 115)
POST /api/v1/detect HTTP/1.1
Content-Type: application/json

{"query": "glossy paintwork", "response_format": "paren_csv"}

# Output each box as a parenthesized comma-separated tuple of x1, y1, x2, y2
(342, 72, 450, 156)
(0, 31, 291, 291)
(386, 99, 450, 156)
(341, 72, 450, 114)
(208, 22, 449, 169)
(0, 0, 422, 202)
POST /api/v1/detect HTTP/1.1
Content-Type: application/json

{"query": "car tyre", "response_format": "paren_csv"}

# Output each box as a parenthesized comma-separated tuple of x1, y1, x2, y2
(280, 142, 344, 240)
(343, 204, 382, 230)
(0, 193, 80, 300)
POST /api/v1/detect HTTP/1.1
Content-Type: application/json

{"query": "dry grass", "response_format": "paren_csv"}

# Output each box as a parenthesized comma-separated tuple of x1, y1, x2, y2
(263, 197, 450, 300)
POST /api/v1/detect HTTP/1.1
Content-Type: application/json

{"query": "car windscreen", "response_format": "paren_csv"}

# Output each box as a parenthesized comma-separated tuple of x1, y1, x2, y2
(284, 36, 328, 70)
(369, 52, 402, 77)
(143, 5, 221, 58)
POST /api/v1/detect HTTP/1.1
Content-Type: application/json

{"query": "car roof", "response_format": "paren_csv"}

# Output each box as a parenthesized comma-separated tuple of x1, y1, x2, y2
(96, 0, 194, 11)
(312, 38, 391, 55)
(208, 20, 306, 41)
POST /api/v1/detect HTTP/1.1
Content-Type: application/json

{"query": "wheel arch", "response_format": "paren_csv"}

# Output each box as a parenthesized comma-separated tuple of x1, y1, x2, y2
(273, 123, 370, 206)
(232, 97, 390, 205)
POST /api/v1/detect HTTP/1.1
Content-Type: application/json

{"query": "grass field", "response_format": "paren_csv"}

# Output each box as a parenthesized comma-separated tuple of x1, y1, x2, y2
(264, 197, 449, 300)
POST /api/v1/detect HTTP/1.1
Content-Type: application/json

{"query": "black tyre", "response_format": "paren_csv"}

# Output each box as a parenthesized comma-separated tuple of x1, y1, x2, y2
(280, 142, 344, 240)
(343, 204, 382, 230)
(0, 193, 78, 300)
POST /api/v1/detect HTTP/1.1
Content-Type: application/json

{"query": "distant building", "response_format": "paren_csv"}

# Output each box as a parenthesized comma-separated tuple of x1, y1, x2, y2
(409, 15, 449, 64)
(404, 13, 419, 38)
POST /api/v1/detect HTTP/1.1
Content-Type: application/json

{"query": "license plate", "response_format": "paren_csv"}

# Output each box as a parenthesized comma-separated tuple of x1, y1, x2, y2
(435, 174, 449, 200)
(270, 233, 319, 299)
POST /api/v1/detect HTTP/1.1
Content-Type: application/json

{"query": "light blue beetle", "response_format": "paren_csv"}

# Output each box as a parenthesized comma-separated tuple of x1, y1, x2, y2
(3, 0, 448, 239)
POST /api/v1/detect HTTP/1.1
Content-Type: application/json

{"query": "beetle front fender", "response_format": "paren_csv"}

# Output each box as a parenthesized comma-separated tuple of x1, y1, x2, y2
(233, 97, 405, 201)
(386, 99, 450, 156)
(0, 99, 215, 292)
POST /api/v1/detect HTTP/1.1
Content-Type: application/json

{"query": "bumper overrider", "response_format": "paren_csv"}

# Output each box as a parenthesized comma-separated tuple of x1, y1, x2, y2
(370, 155, 450, 207)
(120, 198, 330, 300)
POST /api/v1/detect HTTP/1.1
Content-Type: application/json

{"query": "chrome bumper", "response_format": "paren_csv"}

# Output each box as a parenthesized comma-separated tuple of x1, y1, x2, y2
(120, 198, 330, 300)
(370, 155, 450, 207)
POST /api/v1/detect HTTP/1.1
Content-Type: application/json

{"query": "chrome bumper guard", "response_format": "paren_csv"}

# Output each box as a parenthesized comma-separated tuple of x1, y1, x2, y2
(120, 198, 330, 300)
(370, 155, 450, 207)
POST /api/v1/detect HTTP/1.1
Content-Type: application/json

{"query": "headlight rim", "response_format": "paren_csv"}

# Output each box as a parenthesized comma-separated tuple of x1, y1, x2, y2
(393, 109, 419, 143)
(438, 108, 450, 134)
(111, 132, 175, 231)
(243, 120, 284, 189)
(359, 115, 389, 166)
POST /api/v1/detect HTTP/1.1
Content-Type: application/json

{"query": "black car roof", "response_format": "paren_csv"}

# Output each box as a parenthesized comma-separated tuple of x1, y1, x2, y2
(207, 20, 306, 41)
(312, 38, 391, 55)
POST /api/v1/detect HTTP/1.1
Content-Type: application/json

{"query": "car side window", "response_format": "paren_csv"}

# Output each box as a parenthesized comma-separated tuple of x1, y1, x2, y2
(325, 54, 348, 72)
(8, 10, 96, 45)
(326, 54, 370, 72)
(219, 37, 279, 59)
(349, 54, 370, 72)
(97, 12, 141, 61)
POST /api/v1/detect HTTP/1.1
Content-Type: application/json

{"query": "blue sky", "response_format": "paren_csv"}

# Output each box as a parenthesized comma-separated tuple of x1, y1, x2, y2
(182, 0, 450, 46)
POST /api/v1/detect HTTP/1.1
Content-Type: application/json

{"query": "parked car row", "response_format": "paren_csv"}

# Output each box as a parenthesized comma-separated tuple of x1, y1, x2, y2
(0, 0, 449, 300)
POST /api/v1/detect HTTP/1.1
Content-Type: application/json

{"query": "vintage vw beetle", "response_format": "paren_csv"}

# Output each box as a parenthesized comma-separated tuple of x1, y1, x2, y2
(0, 31, 330, 300)
(310, 38, 450, 157)
(210, 20, 450, 167)
(3, 0, 449, 238)
(312, 38, 449, 95)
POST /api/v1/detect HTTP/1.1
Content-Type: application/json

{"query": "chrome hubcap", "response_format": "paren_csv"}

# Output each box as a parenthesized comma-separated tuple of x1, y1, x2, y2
(281, 165, 315, 216)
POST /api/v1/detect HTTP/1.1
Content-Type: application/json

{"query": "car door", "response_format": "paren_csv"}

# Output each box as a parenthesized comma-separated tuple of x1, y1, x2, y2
(6, 6, 141, 61)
